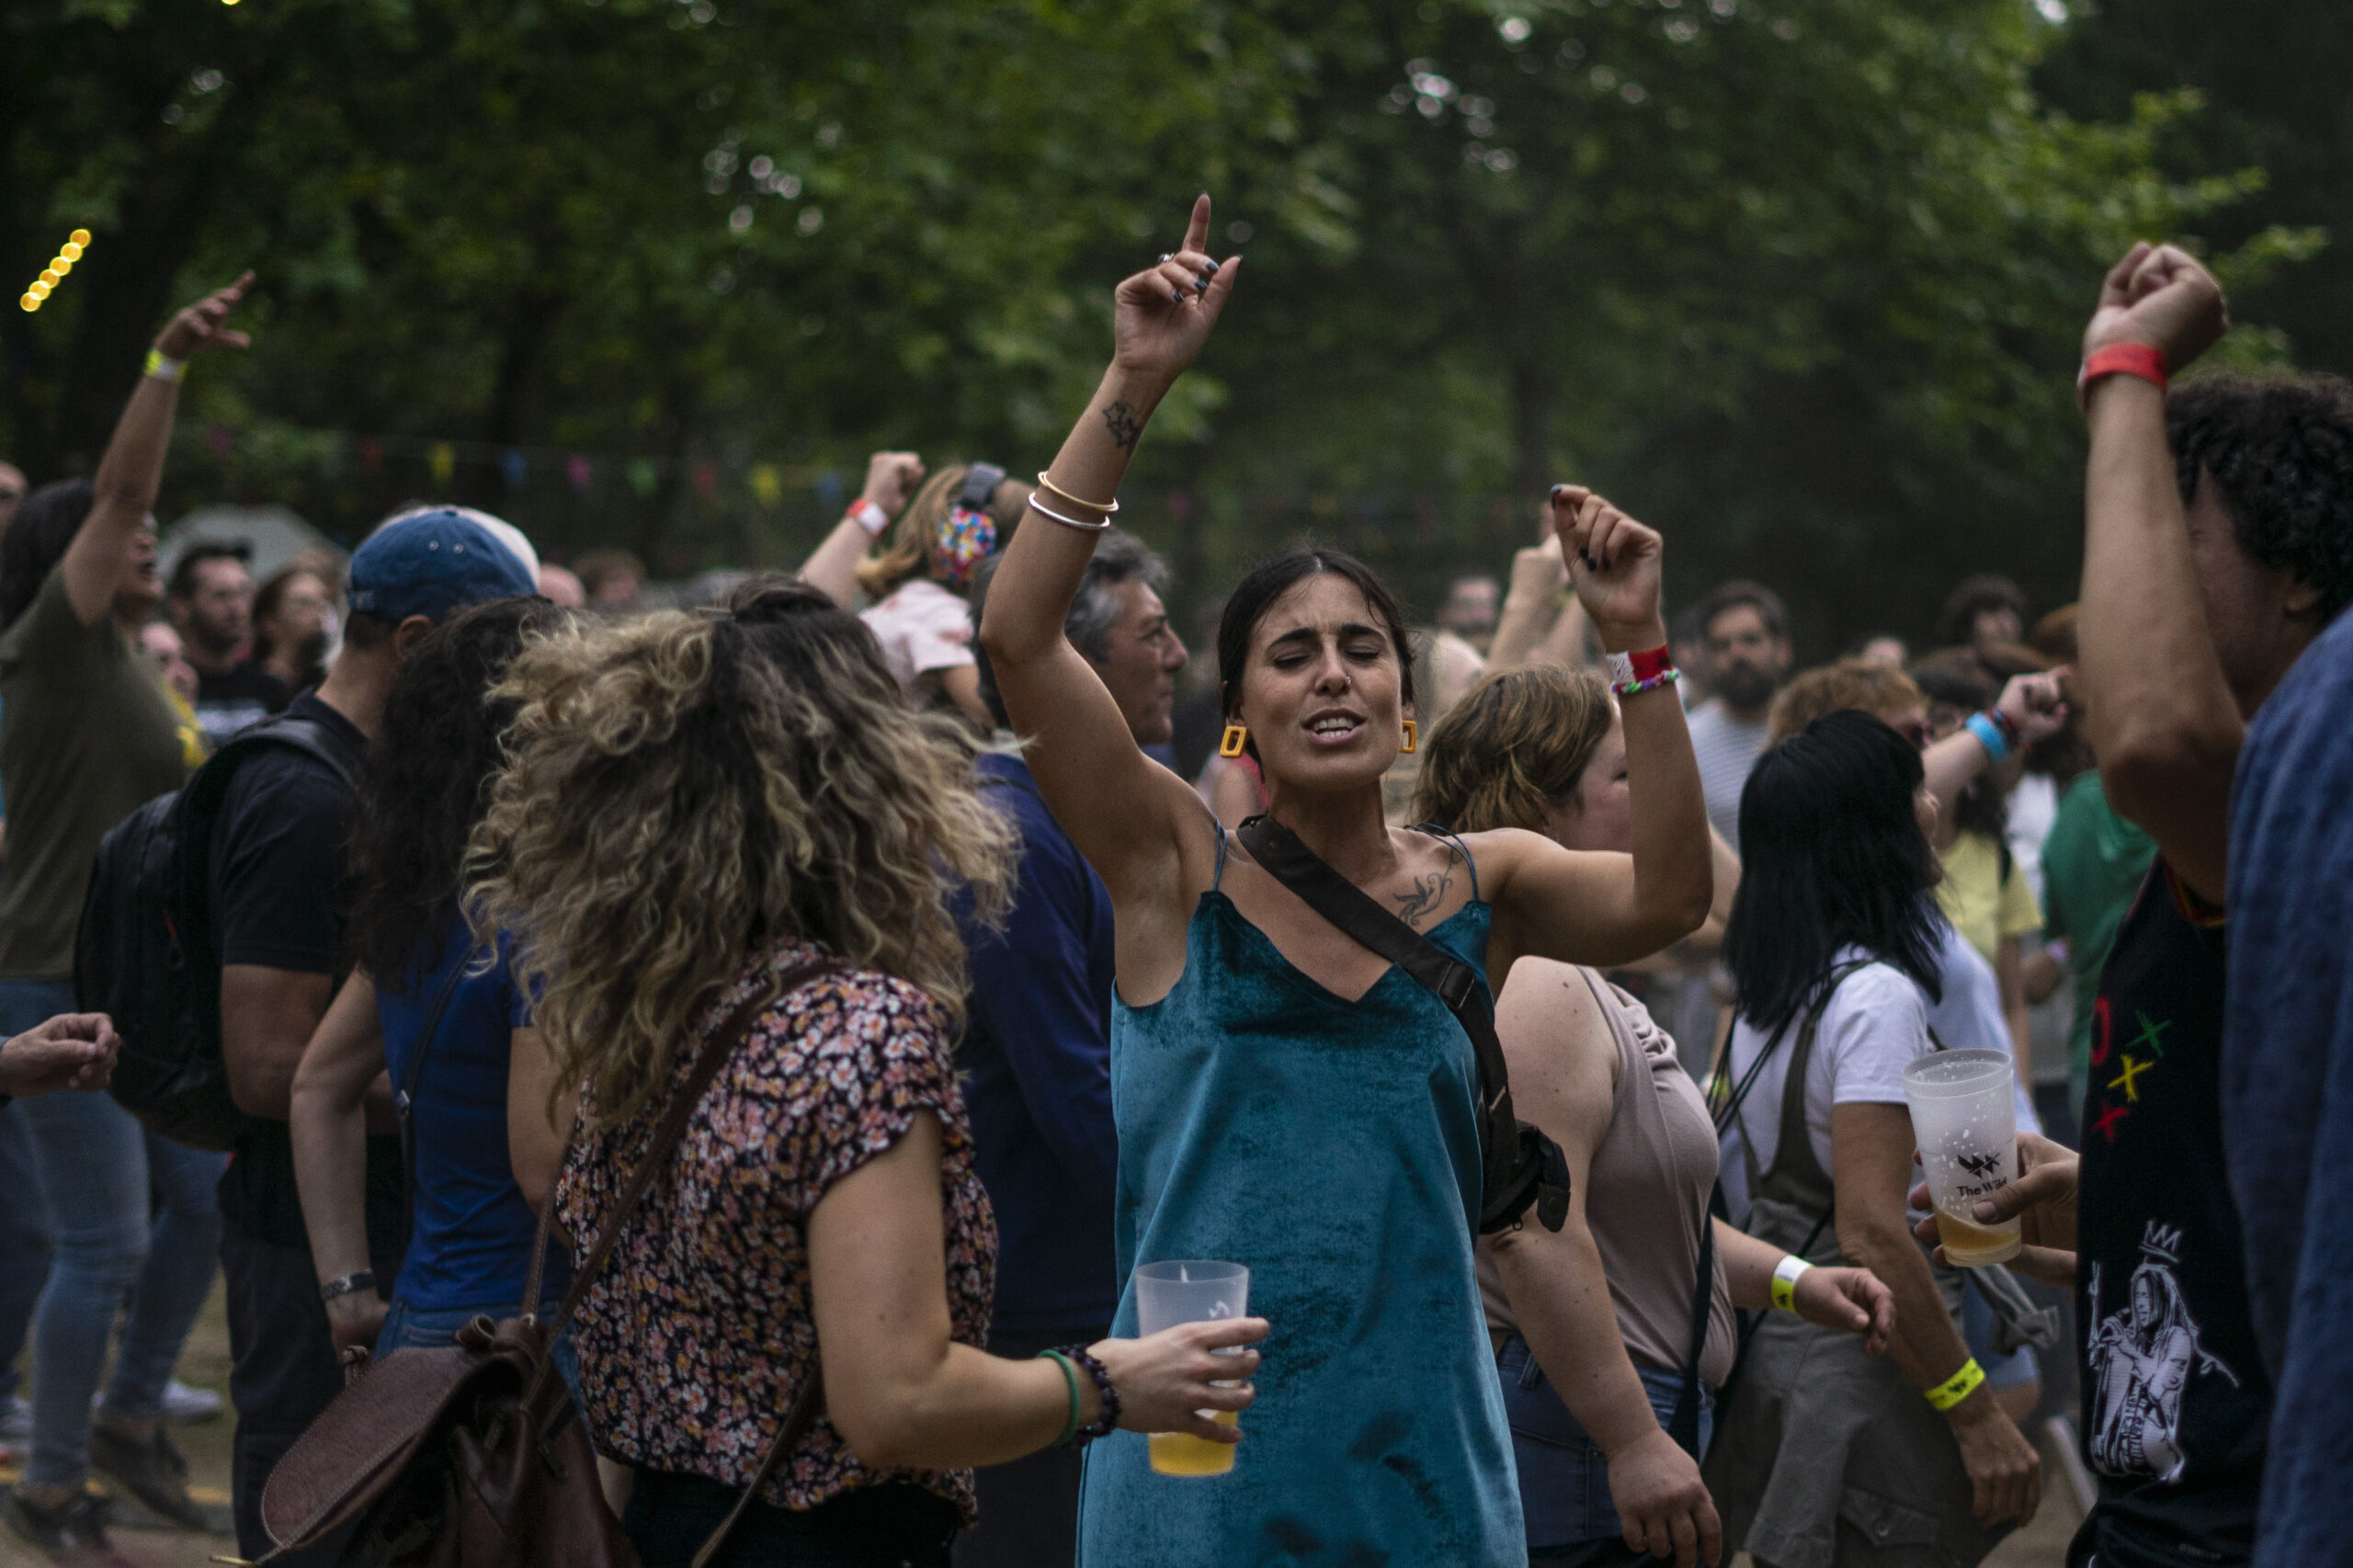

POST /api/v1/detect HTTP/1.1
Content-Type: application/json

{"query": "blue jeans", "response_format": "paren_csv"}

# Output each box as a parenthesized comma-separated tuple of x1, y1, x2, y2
(5, 977, 229, 1488)
(376, 1296, 584, 1406)
(0, 1099, 51, 1403)
(1496, 1334, 1715, 1552)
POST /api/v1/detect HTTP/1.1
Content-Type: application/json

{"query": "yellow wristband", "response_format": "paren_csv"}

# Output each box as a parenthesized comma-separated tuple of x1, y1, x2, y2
(1769, 1254, 1812, 1313)
(1924, 1358, 1986, 1413)
(142, 347, 185, 383)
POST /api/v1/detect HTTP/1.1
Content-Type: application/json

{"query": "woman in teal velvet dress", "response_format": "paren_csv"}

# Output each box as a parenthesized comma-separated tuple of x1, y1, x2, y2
(977, 194, 1716, 1568)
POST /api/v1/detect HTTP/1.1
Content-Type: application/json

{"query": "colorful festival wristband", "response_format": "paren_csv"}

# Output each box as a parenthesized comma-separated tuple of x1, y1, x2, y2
(1770, 1254, 1813, 1313)
(1607, 645, 1679, 699)
(1924, 1357, 1987, 1413)
(2076, 343, 2167, 408)
(1963, 711, 2010, 766)
(142, 348, 186, 383)
(847, 499, 890, 537)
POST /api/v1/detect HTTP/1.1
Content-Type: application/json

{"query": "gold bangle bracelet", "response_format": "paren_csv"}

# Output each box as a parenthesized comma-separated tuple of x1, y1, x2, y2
(1035, 471, 1118, 516)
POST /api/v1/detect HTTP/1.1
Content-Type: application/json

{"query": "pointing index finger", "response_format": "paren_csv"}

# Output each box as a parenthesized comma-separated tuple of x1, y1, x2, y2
(1182, 194, 1212, 257)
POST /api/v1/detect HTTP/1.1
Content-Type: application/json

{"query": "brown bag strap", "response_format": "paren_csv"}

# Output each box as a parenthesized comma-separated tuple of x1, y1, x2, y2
(690, 1368, 826, 1568)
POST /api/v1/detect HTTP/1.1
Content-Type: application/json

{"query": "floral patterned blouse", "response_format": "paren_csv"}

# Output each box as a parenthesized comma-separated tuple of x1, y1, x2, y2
(555, 936, 996, 1521)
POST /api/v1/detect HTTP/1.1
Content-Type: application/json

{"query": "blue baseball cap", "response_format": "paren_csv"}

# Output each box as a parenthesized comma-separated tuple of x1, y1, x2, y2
(347, 508, 537, 624)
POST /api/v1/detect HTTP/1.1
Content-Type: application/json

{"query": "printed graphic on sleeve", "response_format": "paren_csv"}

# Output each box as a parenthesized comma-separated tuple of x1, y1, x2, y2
(2086, 1221, 2243, 1483)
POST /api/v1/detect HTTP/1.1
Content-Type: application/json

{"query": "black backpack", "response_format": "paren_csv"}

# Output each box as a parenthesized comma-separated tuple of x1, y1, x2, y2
(74, 713, 359, 1152)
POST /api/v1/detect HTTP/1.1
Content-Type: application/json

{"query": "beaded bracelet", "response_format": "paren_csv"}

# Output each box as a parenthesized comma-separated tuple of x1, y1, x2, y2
(1054, 1343, 1122, 1442)
(1612, 667, 1681, 699)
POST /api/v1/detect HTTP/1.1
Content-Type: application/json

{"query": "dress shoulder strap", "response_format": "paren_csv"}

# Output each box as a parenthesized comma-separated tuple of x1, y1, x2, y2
(1211, 815, 1230, 891)
(1410, 824, 1482, 902)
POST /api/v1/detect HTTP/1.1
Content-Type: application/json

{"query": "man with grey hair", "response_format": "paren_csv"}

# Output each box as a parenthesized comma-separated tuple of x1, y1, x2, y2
(952, 529, 1185, 1568)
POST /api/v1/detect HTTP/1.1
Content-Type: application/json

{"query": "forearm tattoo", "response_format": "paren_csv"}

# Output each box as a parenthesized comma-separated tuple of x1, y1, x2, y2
(1393, 868, 1453, 928)
(1102, 401, 1143, 452)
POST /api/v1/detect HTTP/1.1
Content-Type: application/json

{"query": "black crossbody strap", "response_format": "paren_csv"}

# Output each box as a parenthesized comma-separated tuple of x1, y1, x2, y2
(394, 940, 474, 1210)
(1235, 814, 1569, 1233)
(1666, 1189, 1719, 1457)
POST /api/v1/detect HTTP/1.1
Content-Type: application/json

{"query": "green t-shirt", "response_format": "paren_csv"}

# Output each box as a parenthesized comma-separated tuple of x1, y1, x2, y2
(2039, 768, 2157, 1111)
(0, 566, 195, 979)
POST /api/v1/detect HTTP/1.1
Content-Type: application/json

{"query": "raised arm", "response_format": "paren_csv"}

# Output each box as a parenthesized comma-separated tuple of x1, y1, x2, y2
(61, 274, 252, 626)
(1487, 492, 1712, 968)
(1920, 672, 2067, 842)
(799, 451, 924, 608)
(2075, 244, 2238, 901)
(977, 196, 1240, 903)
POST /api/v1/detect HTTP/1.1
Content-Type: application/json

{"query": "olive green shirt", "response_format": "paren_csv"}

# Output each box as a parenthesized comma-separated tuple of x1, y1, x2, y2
(0, 566, 194, 979)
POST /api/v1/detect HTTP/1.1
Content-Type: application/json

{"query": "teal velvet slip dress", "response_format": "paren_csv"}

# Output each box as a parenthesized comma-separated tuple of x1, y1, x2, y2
(1076, 825, 1522, 1568)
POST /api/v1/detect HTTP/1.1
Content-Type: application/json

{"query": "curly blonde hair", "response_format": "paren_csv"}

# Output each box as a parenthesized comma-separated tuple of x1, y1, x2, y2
(1412, 664, 1617, 834)
(465, 576, 1016, 1128)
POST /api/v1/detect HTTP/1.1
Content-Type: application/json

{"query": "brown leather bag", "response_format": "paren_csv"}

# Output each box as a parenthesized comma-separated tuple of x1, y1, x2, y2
(256, 961, 841, 1568)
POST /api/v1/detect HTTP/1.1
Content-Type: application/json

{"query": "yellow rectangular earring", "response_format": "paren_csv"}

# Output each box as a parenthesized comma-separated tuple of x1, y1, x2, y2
(1220, 723, 1249, 758)
(1400, 720, 1418, 754)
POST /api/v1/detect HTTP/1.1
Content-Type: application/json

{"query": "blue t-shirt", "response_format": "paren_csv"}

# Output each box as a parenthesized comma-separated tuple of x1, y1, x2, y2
(954, 750, 1120, 1343)
(2224, 608, 2353, 1568)
(378, 915, 571, 1313)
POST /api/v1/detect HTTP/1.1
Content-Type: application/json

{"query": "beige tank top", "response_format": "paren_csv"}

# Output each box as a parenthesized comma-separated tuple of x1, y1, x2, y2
(1480, 966, 1738, 1386)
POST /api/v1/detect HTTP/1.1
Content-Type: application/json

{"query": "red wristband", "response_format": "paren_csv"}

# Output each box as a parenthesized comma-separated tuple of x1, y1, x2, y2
(1628, 645, 1674, 682)
(2077, 343, 2167, 408)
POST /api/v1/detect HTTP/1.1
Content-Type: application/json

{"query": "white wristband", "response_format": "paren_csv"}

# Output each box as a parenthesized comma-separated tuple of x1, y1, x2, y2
(1771, 1254, 1813, 1313)
(142, 348, 185, 383)
(1605, 650, 1634, 687)
(847, 499, 889, 537)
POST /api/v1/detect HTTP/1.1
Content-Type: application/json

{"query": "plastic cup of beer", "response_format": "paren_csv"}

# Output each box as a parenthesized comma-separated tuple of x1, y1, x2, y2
(1133, 1260, 1250, 1477)
(1903, 1048, 2024, 1267)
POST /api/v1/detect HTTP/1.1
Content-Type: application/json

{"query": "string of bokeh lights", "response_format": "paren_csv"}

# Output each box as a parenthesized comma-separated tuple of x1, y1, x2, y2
(20, 230, 93, 313)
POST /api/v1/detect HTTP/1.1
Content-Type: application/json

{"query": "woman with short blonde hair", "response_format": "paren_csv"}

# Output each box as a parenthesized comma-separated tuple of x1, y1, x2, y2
(1419, 667, 1893, 1567)
(478, 579, 1261, 1567)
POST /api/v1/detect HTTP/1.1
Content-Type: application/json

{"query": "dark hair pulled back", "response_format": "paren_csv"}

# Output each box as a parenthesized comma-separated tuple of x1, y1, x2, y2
(1216, 546, 1415, 726)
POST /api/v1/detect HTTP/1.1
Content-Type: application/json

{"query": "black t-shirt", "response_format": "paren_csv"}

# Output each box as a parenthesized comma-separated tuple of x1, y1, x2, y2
(2071, 862, 2271, 1568)
(194, 661, 291, 748)
(208, 692, 406, 1256)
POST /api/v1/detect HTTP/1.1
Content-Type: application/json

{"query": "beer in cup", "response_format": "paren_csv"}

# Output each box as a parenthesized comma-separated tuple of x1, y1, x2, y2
(1902, 1048, 2023, 1267)
(1133, 1260, 1250, 1476)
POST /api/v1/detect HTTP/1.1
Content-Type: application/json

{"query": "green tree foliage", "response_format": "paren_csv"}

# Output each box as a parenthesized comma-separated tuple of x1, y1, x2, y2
(0, 0, 2317, 646)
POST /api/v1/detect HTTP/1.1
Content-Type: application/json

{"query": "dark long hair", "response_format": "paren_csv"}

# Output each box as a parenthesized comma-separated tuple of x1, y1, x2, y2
(1723, 710, 1945, 1033)
(0, 480, 95, 631)
(1215, 546, 1415, 726)
(347, 597, 565, 990)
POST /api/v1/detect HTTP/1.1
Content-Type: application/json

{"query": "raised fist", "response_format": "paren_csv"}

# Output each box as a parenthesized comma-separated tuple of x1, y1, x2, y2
(2083, 243, 2227, 371)
(859, 451, 926, 516)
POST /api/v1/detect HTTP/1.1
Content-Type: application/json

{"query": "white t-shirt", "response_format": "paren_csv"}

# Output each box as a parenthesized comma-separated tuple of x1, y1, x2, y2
(859, 578, 974, 694)
(1927, 921, 2043, 1136)
(2006, 771, 2060, 907)
(1686, 699, 1772, 850)
(1718, 949, 1926, 1224)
